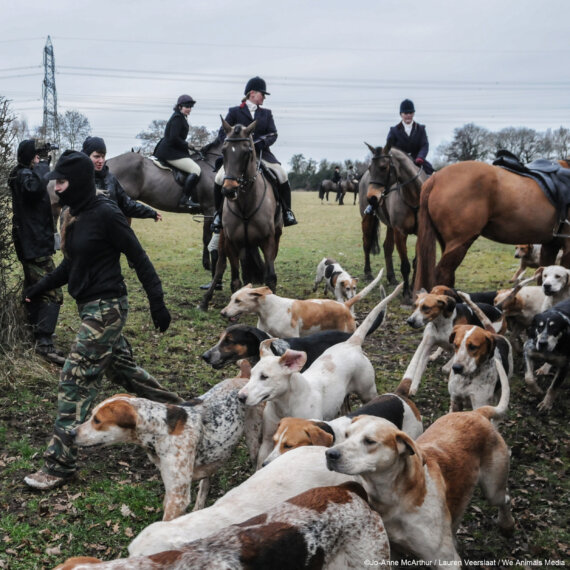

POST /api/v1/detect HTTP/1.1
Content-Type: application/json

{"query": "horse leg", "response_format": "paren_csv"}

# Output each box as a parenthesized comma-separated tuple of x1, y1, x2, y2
(435, 236, 479, 287)
(202, 222, 212, 271)
(394, 229, 412, 304)
(362, 216, 375, 281)
(226, 242, 242, 293)
(540, 240, 562, 266)
(261, 238, 278, 293)
(383, 227, 397, 286)
(199, 235, 227, 311)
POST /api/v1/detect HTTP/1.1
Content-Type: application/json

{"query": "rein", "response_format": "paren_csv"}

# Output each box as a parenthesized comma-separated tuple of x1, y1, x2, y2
(223, 136, 262, 191)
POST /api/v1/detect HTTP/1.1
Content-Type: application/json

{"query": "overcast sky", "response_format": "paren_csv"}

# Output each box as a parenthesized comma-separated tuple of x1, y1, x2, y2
(2, 0, 569, 169)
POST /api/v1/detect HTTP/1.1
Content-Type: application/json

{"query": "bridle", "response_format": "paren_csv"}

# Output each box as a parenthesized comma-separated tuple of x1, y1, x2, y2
(222, 135, 262, 192)
(369, 152, 424, 202)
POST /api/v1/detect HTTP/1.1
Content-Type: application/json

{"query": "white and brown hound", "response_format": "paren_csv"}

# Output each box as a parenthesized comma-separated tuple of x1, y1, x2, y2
(73, 362, 263, 521)
(326, 359, 514, 567)
(313, 257, 358, 304)
(220, 269, 383, 338)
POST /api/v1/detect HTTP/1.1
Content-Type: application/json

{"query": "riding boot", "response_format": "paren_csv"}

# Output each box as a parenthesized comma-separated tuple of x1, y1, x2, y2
(277, 181, 298, 226)
(178, 173, 201, 210)
(210, 183, 223, 233)
(32, 302, 66, 366)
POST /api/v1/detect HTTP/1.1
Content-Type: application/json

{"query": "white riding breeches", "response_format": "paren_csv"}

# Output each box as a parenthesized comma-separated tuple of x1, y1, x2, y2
(215, 160, 287, 185)
(167, 157, 201, 176)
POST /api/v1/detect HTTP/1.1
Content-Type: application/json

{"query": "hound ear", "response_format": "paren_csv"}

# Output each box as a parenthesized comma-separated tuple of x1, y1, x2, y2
(438, 295, 456, 317)
(259, 338, 278, 358)
(279, 349, 307, 373)
(449, 328, 457, 345)
(395, 433, 416, 456)
(534, 266, 544, 285)
(238, 359, 251, 379)
(244, 120, 257, 136)
(485, 332, 497, 359)
(221, 115, 232, 134)
(306, 424, 334, 447)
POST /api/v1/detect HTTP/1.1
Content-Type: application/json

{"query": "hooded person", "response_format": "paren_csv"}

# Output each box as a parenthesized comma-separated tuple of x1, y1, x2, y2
(81, 136, 161, 221)
(23, 150, 182, 491)
(8, 139, 65, 365)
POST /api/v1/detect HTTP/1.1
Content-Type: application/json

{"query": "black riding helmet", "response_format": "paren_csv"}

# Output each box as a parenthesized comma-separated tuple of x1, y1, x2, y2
(244, 76, 270, 96)
(400, 99, 415, 114)
(177, 94, 196, 108)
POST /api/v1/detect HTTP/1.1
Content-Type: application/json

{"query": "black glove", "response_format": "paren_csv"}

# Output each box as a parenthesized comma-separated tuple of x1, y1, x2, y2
(24, 283, 43, 300)
(150, 303, 171, 332)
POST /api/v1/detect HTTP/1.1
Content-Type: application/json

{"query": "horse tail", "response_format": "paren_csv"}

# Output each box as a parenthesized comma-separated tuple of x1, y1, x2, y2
(241, 247, 264, 284)
(371, 215, 380, 255)
(414, 175, 437, 292)
(318, 181, 325, 200)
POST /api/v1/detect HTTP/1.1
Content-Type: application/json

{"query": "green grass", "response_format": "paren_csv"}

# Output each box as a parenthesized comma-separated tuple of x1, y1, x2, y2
(0, 191, 568, 568)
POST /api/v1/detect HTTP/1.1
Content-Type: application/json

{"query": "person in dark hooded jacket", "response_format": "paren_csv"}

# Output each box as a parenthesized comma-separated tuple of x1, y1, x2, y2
(8, 139, 65, 365)
(23, 150, 182, 491)
(81, 136, 162, 221)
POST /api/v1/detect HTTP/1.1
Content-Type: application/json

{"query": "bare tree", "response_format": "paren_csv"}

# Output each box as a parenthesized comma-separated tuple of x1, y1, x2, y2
(438, 123, 492, 163)
(136, 120, 216, 155)
(492, 127, 543, 163)
(58, 109, 91, 150)
(546, 126, 570, 160)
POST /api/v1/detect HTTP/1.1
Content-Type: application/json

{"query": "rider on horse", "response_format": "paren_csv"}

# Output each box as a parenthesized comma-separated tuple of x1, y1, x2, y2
(211, 76, 298, 232)
(154, 94, 202, 211)
(386, 99, 434, 175)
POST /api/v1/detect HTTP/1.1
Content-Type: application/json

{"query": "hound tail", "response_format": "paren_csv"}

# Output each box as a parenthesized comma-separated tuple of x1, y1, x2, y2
(456, 291, 504, 334)
(348, 282, 404, 346)
(477, 358, 510, 421)
(345, 268, 384, 310)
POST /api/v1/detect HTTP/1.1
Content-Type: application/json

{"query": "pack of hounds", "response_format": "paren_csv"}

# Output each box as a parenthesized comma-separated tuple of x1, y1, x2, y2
(52, 249, 570, 569)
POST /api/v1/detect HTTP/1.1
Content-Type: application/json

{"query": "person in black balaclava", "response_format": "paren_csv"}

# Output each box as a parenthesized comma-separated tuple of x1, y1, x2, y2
(8, 139, 65, 365)
(23, 150, 182, 491)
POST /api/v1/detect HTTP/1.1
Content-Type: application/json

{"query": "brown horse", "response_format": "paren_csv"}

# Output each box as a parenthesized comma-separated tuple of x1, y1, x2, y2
(200, 119, 283, 311)
(359, 144, 429, 303)
(106, 141, 222, 272)
(414, 160, 570, 292)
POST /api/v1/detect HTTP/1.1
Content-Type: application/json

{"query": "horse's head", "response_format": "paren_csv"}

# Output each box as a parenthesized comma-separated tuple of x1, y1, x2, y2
(221, 117, 257, 200)
(364, 142, 398, 208)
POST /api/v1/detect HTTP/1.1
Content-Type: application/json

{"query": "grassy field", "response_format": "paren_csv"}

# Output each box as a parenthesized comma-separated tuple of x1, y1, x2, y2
(0, 191, 568, 569)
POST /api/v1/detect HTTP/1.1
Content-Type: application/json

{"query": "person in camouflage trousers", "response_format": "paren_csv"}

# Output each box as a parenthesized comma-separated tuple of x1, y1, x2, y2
(24, 151, 182, 491)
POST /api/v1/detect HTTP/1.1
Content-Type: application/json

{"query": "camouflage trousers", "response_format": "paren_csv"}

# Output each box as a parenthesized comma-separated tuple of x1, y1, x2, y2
(43, 296, 182, 477)
(21, 256, 63, 305)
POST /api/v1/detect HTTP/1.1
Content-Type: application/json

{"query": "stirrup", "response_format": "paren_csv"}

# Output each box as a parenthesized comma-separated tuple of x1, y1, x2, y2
(284, 210, 298, 227)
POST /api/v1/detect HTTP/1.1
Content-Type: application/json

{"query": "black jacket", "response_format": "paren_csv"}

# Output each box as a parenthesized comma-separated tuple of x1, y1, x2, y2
(95, 165, 157, 219)
(8, 165, 55, 261)
(28, 196, 165, 307)
(386, 122, 434, 174)
(154, 110, 190, 161)
(217, 103, 279, 164)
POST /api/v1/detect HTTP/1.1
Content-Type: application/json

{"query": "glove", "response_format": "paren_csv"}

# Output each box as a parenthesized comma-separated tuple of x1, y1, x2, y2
(150, 303, 171, 332)
(414, 157, 424, 166)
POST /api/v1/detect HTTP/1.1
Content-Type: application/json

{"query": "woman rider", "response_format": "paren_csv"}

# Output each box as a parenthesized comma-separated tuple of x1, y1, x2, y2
(154, 94, 202, 210)
(211, 76, 297, 231)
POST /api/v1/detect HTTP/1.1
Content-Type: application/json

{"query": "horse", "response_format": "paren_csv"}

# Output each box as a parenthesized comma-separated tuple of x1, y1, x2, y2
(359, 143, 429, 304)
(200, 119, 283, 311)
(340, 177, 359, 205)
(414, 160, 570, 292)
(106, 140, 222, 273)
(319, 179, 342, 203)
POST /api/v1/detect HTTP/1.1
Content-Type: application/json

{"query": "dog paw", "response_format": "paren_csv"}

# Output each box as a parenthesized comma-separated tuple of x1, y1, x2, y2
(524, 377, 543, 396)
(537, 394, 554, 412)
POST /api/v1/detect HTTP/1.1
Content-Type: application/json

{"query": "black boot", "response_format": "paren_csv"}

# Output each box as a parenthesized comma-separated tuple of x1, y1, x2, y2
(34, 303, 66, 366)
(210, 183, 223, 233)
(178, 173, 201, 210)
(278, 181, 298, 226)
(200, 249, 223, 290)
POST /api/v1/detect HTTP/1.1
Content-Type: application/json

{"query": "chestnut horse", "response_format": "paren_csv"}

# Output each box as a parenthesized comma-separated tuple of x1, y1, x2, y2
(359, 143, 429, 303)
(414, 160, 570, 292)
(200, 119, 282, 311)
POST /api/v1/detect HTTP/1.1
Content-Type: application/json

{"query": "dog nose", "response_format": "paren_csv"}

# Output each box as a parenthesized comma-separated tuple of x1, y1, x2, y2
(452, 363, 464, 374)
(237, 392, 247, 404)
(69, 428, 77, 438)
(201, 351, 211, 363)
(325, 448, 340, 461)
(537, 341, 548, 351)
(543, 284, 551, 293)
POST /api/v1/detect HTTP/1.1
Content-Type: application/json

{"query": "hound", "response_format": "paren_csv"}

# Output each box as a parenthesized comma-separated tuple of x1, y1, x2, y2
(55, 483, 389, 569)
(511, 244, 562, 282)
(403, 290, 504, 395)
(73, 362, 263, 521)
(325, 359, 514, 567)
(262, 378, 423, 465)
(523, 298, 570, 411)
(128, 446, 355, 557)
(239, 284, 403, 466)
(313, 257, 359, 304)
(201, 302, 385, 370)
(220, 269, 383, 338)
(535, 265, 570, 310)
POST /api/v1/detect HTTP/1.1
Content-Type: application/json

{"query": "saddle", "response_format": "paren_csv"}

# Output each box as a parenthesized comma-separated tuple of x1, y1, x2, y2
(258, 162, 283, 221)
(493, 150, 570, 224)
